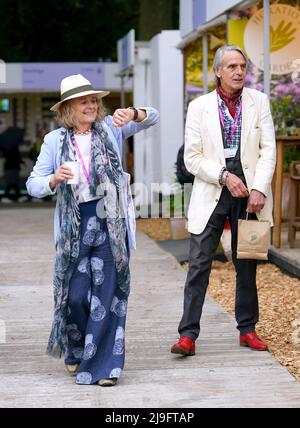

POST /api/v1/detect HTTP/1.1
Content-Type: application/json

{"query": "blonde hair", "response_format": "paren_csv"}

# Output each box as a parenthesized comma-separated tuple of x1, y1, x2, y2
(54, 96, 107, 129)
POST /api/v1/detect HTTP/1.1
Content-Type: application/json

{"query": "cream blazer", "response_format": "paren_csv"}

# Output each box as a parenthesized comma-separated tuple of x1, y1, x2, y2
(185, 88, 276, 235)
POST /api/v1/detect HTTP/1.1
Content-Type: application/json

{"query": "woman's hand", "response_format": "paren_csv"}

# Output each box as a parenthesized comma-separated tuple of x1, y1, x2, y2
(49, 165, 74, 190)
(112, 108, 146, 127)
(112, 108, 135, 127)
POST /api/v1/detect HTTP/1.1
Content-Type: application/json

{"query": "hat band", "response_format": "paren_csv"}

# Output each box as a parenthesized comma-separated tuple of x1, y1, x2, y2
(61, 85, 94, 101)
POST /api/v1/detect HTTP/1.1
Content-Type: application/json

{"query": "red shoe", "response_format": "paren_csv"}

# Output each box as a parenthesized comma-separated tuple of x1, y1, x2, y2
(171, 337, 195, 356)
(240, 332, 268, 351)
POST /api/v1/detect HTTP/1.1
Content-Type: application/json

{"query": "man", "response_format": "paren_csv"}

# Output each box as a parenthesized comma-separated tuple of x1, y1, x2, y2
(171, 45, 276, 356)
(0, 123, 24, 202)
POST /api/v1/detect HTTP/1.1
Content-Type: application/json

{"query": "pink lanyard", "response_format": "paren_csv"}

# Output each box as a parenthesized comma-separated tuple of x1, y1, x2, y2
(71, 134, 92, 185)
(218, 100, 242, 144)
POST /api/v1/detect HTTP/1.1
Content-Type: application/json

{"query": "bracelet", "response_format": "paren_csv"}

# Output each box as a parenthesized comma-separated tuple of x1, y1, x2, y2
(222, 171, 229, 186)
(219, 168, 229, 186)
(129, 107, 139, 121)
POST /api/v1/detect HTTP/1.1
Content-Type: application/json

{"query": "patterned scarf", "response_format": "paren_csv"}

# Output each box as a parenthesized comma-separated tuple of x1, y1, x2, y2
(47, 121, 130, 358)
(216, 85, 243, 118)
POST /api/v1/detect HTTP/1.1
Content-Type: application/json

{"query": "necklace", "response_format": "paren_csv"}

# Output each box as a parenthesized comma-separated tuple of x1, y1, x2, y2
(73, 128, 92, 136)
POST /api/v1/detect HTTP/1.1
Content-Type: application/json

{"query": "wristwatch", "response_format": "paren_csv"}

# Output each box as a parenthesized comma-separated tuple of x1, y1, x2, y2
(129, 107, 139, 121)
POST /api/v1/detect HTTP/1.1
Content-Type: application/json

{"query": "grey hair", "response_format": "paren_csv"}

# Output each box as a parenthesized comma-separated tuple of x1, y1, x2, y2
(213, 45, 248, 85)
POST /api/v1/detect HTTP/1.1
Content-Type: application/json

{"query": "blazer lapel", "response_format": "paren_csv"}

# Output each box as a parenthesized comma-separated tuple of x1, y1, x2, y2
(241, 88, 256, 158)
(204, 90, 225, 163)
(204, 89, 256, 162)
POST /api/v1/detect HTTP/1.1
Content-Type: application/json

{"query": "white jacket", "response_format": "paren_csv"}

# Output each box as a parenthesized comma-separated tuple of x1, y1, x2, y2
(185, 88, 276, 235)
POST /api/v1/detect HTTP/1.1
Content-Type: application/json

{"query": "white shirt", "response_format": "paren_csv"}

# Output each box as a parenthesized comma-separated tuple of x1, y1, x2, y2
(73, 133, 99, 204)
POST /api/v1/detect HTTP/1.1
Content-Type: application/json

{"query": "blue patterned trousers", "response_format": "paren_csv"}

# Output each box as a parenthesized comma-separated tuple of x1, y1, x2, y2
(65, 200, 128, 385)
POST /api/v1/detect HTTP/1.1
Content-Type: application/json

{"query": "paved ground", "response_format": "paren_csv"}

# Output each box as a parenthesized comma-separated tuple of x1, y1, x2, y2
(0, 208, 300, 408)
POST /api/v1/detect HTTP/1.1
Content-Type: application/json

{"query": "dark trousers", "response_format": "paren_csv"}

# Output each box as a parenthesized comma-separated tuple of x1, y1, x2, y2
(4, 169, 20, 201)
(178, 187, 259, 340)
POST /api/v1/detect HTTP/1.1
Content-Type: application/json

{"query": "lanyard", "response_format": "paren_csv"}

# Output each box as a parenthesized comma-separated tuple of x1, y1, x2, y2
(218, 100, 242, 144)
(71, 134, 92, 185)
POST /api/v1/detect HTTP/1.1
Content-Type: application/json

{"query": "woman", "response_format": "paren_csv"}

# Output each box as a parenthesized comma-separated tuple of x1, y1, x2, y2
(27, 74, 159, 387)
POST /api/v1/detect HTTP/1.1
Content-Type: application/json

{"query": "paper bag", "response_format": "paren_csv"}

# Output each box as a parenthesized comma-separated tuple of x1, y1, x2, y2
(237, 218, 271, 260)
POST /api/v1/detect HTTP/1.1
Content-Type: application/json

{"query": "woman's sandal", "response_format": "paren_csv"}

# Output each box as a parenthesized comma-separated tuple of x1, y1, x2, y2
(65, 364, 79, 376)
(98, 378, 118, 387)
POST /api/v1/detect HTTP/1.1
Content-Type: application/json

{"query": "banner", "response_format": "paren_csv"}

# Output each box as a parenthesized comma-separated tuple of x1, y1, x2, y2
(22, 63, 105, 90)
(244, 4, 300, 75)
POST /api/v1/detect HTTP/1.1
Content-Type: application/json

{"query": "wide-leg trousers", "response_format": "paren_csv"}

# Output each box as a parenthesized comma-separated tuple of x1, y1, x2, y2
(178, 187, 259, 341)
(65, 200, 128, 385)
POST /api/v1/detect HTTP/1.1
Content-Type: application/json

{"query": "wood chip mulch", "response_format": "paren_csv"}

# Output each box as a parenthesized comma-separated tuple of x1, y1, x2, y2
(137, 218, 173, 241)
(183, 261, 300, 382)
(137, 219, 300, 382)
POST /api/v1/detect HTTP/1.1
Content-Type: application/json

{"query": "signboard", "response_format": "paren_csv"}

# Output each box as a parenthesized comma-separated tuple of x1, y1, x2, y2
(244, 4, 300, 75)
(193, 0, 207, 29)
(22, 63, 105, 90)
(117, 30, 135, 73)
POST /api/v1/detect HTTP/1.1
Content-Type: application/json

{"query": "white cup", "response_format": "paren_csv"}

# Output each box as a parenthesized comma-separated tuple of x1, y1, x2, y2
(65, 161, 80, 185)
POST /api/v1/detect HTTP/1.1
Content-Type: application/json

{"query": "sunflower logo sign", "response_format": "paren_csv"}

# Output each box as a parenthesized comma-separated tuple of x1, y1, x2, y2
(270, 21, 297, 53)
(0, 59, 6, 84)
(244, 4, 300, 75)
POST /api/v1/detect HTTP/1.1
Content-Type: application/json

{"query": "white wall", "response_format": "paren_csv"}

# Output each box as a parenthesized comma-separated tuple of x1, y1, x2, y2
(133, 43, 154, 196)
(180, 0, 194, 38)
(207, 0, 245, 21)
(179, 0, 248, 37)
(133, 31, 184, 203)
(134, 32, 184, 182)
(0, 64, 22, 92)
(150, 31, 184, 185)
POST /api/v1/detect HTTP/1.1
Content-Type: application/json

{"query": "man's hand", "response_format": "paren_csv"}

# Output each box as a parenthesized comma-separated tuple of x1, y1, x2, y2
(247, 190, 266, 214)
(226, 173, 249, 198)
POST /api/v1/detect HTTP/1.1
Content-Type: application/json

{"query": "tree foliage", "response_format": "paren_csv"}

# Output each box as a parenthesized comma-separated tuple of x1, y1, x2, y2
(0, 0, 179, 62)
(0, 0, 139, 61)
(139, 0, 179, 41)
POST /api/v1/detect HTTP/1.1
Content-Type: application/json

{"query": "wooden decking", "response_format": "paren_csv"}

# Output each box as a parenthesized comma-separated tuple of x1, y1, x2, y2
(0, 208, 299, 408)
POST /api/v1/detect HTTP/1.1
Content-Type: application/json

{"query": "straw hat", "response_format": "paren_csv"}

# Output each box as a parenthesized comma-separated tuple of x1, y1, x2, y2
(50, 74, 110, 112)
